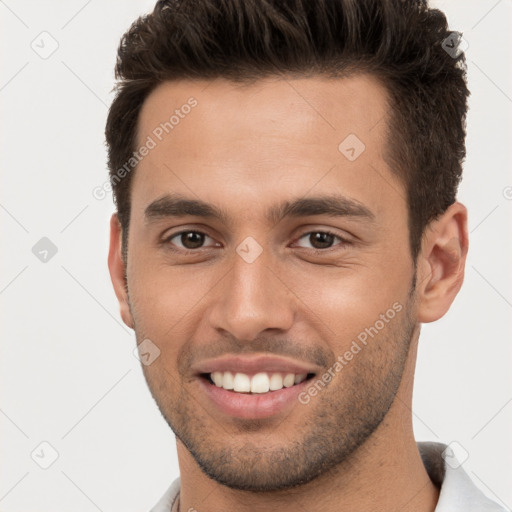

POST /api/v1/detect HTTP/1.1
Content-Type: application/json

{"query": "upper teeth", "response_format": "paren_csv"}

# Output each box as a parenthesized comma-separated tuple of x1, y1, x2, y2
(210, 371, 308, 393)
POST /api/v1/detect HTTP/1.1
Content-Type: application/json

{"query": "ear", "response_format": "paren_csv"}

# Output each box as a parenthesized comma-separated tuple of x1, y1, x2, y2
(108, 213, 134, 329)
(416, 201, 469, 323)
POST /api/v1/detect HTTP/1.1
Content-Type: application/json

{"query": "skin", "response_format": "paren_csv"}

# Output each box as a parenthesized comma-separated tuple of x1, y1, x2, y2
(108, 75, 468, 512)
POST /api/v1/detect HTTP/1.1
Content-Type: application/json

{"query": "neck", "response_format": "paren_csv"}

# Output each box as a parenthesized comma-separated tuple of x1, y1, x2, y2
(175, 325, 439, 512)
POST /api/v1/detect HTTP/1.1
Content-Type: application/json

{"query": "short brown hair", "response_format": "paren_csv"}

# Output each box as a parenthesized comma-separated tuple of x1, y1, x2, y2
(105, 0, 469, 261)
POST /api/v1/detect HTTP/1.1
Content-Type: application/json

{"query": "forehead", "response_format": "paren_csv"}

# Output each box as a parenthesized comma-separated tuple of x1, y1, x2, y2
(131, 74, 403, 222)
(137, 73, 390, 151)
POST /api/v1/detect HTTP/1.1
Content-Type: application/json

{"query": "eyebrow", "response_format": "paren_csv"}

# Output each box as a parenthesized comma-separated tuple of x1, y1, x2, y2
(144, 192, 375, 226)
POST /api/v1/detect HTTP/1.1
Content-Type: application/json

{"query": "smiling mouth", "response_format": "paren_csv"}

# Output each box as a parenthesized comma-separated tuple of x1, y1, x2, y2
(201, 371, 317, 394)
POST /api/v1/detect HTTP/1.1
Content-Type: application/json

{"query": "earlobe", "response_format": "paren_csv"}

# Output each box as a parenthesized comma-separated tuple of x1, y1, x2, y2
(416, 202, 469, 323)
(107, 213, 134, 329)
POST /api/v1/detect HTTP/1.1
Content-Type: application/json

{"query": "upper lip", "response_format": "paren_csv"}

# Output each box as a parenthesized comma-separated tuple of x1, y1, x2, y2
(192, 354, 321, 376)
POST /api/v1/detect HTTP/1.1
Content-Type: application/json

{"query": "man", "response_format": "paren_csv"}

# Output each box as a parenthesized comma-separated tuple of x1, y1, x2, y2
(105, 0, 506, 510)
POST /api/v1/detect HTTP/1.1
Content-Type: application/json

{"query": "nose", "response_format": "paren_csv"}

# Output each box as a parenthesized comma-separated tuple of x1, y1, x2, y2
(207, 247, 295, 342)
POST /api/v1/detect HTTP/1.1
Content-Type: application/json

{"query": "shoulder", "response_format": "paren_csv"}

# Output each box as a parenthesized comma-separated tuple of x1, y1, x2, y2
(149, 477, 180, 512)
(418, 442, 507, 512)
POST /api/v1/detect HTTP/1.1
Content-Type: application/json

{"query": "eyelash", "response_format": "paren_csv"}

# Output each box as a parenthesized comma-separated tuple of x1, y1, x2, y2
(162, 229, 351, 254)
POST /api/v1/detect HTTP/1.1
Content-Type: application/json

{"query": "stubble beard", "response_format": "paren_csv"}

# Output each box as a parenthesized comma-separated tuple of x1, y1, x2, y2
(133, 295, 416, 492)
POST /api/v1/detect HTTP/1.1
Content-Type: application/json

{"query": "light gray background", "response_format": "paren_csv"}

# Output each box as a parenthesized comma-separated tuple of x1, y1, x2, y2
(1, 0, 511, 510)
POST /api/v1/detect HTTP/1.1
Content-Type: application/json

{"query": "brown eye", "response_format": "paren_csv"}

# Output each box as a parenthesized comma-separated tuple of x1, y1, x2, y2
(165, 230, 216, 251)
(180, 232, 205, 249)
(309, 232, 336, 249)
(295, 231, 344, 250)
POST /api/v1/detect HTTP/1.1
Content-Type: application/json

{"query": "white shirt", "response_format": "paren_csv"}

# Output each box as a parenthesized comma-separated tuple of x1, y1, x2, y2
(149, 442, 507, 511)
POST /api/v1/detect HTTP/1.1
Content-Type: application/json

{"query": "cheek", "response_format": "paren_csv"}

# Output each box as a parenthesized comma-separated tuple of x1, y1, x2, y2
(128, 261, 216, 340)
(288, 263, 411, 348)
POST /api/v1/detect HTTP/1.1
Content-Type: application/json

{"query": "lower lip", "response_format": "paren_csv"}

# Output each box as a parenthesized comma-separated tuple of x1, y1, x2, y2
(198, 377, 312, 419)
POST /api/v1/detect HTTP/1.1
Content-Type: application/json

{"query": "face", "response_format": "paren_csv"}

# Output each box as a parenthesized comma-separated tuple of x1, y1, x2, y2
(121, 75, 418, 491)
